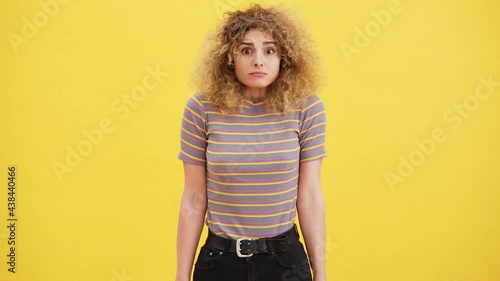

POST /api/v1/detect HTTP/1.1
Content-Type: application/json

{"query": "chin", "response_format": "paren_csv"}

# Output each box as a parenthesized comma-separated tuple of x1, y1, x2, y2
(246, 81, 272, 89)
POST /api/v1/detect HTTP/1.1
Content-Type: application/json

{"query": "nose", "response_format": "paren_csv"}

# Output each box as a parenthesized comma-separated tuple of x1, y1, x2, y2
(254, 52, 264, 67)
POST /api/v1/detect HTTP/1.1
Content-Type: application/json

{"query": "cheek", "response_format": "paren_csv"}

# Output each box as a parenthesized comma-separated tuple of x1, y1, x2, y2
(234, 58, 246, 72)
(234, 65, 246, 83)
(270, 58, 281, 74)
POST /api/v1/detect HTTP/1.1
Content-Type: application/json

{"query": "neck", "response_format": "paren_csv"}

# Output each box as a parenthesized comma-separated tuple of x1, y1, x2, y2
(243, 88, 267, 102)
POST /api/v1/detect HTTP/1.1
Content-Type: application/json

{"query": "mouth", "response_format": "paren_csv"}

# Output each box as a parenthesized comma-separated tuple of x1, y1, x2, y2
(249, 72, 268, 77)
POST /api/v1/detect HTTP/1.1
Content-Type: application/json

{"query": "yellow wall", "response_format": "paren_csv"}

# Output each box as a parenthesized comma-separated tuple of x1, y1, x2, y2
(1, 0, 499, 280)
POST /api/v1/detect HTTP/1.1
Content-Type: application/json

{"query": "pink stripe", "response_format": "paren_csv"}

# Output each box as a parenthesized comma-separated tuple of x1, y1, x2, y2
(178, 153, 204, 165)
(209, 128, 298, 134)
(207, 184, 296, 194)
(207, 155, 297, 163)
(209, 206, 295, 215)
(208, 110, 292, 118)
(184, 109, 205, 124)
(208, 193, 296, 204)
(301, 117, 326, 130)
(207, 143, 298, 153)
(302, 101, 322, 115)
(208, 165, 299, 175)
(300, 146, 324, 155)
(207, 175, 296, 184)
(182, 119, 206, 134)
(300, 136, 325, 146)
(208, 135, 297, 143)
(300, 124, 326, 137)
(209, 218, 292, 226)
(209, 116, 297, 124)
(189, 97, 206, 113)
(181, 132, 207, 145)
(181, 143, 205, 155)
(208, 224, 295, 238)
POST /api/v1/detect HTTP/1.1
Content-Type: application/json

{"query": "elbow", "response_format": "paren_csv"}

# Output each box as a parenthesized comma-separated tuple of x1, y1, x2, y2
(180, 190, 207, 214)
(190, 197, 208, 214)
(296, 189, 325, 213)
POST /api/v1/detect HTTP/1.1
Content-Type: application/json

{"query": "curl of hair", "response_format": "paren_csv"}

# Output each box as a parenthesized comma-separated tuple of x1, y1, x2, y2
(190, 3, 323, 114)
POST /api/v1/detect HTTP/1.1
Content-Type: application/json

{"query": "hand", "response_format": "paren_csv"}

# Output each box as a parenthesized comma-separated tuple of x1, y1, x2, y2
(175, 273, 190, 281)
(313, 272, 327, 281)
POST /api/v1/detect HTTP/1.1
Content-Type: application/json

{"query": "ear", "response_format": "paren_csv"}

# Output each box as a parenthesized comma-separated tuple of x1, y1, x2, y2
(227, 51, 237, 70)
(280, 55, 289, 68)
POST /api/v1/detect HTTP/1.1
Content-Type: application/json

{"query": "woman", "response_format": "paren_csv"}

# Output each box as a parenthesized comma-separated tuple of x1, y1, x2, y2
(176, 4, 327, 281)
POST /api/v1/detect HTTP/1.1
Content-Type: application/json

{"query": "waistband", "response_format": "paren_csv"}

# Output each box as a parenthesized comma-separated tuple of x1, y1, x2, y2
(204, 225, 300, 258)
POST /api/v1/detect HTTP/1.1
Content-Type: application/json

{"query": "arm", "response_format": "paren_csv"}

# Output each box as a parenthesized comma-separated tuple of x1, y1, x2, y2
(176, 162, 207, 281)
(296, 159, 327, 281)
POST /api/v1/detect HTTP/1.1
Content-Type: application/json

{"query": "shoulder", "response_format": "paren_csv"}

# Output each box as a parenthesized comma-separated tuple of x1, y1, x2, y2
(183, 93, 209, 112)
(300, 94, 325, 117)
(185, 92, 221, 112)
(186, 92, 207, 106)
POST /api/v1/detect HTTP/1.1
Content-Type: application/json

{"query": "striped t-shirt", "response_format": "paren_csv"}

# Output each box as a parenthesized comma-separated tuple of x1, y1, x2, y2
(178, 93, 326, 239)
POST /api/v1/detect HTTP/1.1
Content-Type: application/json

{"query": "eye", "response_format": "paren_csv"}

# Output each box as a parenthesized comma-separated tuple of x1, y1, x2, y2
(265, 48, 276, 55)
(241, 48, 252, 55)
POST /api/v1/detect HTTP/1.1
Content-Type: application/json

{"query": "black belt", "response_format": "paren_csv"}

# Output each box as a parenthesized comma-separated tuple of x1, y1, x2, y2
(205, 225, 300, 258)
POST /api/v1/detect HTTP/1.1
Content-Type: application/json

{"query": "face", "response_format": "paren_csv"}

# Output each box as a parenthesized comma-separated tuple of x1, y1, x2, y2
(234, 29, 281, 97)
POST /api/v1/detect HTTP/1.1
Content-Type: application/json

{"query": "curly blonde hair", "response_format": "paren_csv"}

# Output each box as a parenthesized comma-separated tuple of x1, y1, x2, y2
(191, 3, 323, 114)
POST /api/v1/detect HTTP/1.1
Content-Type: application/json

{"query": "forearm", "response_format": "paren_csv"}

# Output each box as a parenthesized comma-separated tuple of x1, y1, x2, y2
(297, 191, 326, 279)
(176, 194, 206, 281)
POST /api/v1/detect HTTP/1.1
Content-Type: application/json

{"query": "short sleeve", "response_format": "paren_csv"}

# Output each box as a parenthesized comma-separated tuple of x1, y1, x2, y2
(178, 94, 207, 166)
(299, 95, 327, 162)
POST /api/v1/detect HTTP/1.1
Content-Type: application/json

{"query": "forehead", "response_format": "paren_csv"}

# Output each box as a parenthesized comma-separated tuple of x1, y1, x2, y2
(239, 29, 275, 42)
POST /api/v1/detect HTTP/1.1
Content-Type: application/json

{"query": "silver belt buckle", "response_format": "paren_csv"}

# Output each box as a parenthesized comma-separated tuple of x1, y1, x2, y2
(236, 238, 254, 258)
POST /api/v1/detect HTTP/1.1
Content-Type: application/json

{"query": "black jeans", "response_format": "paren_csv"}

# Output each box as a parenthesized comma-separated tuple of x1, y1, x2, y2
(193, 238, 312, 281)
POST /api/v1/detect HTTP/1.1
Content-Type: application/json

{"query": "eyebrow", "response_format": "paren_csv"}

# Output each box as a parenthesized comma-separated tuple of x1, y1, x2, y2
(239, 41, 276, 46)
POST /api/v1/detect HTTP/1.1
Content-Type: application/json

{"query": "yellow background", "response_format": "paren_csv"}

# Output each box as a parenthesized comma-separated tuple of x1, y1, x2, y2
(1, 0, 499, 280)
